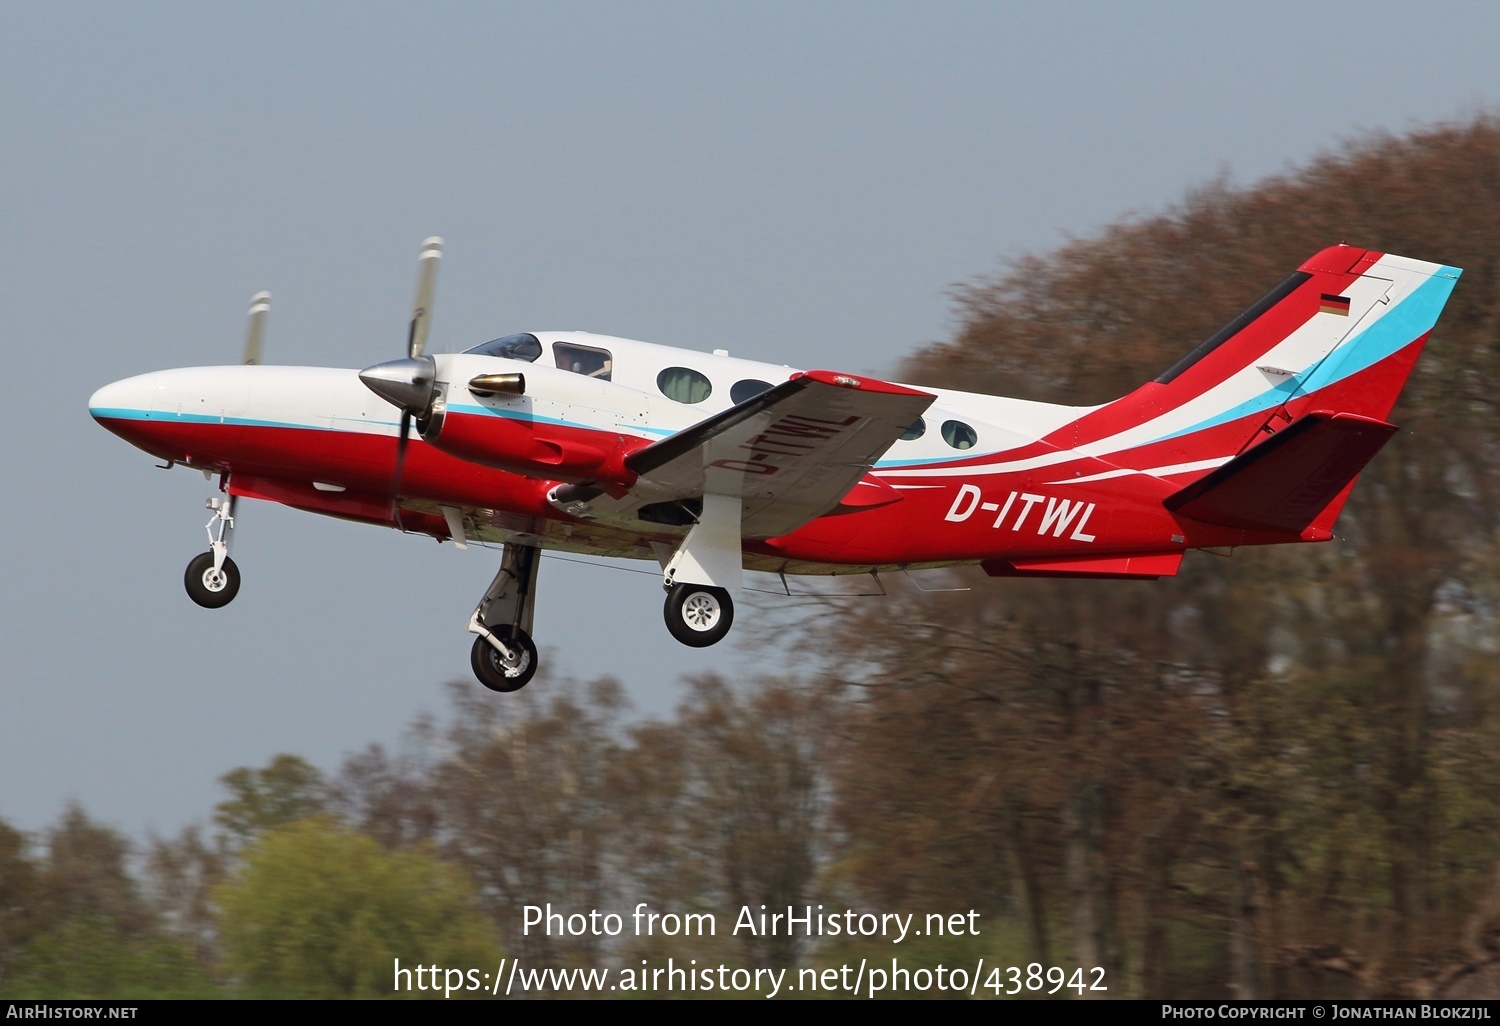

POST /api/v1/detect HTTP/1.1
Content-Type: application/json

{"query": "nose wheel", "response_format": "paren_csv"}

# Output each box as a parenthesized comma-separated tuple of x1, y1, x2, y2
(185, 494, 241, 608)
(664, 584, 734, 647)
(185, 552, 241, 608)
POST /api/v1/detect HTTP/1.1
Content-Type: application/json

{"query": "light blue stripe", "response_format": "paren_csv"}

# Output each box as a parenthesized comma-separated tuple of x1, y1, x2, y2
(875, 452, 993, 468)
(90, 407, 325, 430)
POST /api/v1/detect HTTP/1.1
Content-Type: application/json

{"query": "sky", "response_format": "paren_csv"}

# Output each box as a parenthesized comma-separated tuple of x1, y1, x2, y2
(4, 0, 1499, 839)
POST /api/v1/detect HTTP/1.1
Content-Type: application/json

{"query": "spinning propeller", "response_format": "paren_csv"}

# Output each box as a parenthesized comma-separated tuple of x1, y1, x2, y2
(243, 291, 270, 366)
(357, 237, 444, 515)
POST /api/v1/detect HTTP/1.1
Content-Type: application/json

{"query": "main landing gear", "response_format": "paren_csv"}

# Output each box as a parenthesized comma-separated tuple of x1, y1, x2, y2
(657, 492, 742, 649)
(460, 541, 737, 694)
(467, 543, 541, 692)
(663, 584, 734, 647)
(186, 494, 241, 608)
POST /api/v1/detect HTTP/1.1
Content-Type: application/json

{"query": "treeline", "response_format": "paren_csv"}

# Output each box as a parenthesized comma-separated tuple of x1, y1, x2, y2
(0, 678, 838, 998)
(6, 118, 1500, 999)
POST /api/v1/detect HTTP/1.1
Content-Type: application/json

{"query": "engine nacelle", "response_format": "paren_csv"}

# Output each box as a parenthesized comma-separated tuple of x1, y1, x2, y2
(422, 385, 641, 487)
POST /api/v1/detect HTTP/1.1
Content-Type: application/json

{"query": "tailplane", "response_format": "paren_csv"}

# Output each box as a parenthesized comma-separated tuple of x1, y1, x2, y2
(1162, 409, 1397, 537)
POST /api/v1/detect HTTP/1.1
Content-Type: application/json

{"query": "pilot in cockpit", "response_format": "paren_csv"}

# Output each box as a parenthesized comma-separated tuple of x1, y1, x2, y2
(553, 343, 612, 381)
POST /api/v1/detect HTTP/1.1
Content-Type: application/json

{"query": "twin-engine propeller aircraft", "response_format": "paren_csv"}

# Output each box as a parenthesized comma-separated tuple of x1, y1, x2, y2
(90, 239, 1461, 692)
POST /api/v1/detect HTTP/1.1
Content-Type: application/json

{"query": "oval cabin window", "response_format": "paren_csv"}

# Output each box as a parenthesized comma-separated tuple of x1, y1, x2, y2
(941, 420, 977, 450)
(657, 367, 713, 404)
(730, 378, 774, 404)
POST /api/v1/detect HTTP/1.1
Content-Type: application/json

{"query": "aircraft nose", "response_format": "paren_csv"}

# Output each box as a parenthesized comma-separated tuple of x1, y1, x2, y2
(88, 375, 155, 422)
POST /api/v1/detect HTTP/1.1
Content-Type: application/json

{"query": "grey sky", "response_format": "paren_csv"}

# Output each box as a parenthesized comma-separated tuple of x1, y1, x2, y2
(3, 1, 1496, 837)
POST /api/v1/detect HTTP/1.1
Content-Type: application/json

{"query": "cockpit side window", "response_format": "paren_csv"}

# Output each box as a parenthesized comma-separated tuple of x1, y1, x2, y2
(464, 333, 543, 362)
(553, 342, 613, 381)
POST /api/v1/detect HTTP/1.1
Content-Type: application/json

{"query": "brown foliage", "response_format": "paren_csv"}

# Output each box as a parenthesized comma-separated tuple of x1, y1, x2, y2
(825, 117, 1500, 998)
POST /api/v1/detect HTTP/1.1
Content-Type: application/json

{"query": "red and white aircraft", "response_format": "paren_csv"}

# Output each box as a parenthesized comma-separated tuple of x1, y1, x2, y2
(90, 240, 1461, 692)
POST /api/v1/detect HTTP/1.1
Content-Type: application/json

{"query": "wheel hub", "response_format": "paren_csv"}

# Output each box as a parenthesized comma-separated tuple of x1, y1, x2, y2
(493, 647, 529, 677)
(682, 593, 721, 630)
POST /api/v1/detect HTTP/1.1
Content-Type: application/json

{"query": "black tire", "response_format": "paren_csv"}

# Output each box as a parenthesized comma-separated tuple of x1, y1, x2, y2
(664, 584, 734, 647)
(470, 626, 538, 693)
(185, 552, 240, 608)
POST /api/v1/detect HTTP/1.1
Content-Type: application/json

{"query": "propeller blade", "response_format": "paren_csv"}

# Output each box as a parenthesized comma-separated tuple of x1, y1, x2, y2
(390, 410, 412, 519)
(408, 237, 443, 359)
(243, 291, 270, 365)
(382, 236, 443, 521)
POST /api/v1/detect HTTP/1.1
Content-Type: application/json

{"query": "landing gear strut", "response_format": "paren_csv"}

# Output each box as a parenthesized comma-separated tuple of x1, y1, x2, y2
(186, 494, 240, 608)
(467, 543, 541, 692)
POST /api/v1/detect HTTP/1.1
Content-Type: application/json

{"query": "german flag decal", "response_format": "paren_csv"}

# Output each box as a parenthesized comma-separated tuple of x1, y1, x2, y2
(1320, 293, 1352, 316)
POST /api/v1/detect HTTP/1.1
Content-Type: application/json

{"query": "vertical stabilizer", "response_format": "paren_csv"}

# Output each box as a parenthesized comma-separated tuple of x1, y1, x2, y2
(1051, 246, 1460, 480)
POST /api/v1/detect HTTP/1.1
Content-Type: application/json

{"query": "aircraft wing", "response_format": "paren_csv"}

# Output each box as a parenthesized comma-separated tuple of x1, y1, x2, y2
(622, 370, 935, 538)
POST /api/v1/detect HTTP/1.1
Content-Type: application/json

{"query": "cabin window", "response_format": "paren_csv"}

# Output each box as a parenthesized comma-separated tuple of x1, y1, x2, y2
(900, 417, 926, 441)
(941, 420, 977, 450)
(465, 333, 542, 362)
(657, 367, 713, 404)
(553, 342, 613, 380)
(730, 378, 774, 404)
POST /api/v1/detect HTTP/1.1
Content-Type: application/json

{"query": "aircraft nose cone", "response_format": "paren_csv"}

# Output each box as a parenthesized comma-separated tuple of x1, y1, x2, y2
(88, 375, 152, 421)
(359, 356, 436, 413)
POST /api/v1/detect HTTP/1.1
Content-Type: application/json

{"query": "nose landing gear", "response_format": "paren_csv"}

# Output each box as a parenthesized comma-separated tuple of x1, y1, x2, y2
(186, 494, 241, 608)
(185, 551, 240, 608)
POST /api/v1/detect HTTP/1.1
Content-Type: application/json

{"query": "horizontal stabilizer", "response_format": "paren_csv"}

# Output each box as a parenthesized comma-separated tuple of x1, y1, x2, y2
(982, 552, 1183, 580)
(1164, 410, 1397, 533)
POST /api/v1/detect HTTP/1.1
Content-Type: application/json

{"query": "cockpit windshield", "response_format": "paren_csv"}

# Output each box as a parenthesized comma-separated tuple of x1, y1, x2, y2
(464, 333, 543, 362)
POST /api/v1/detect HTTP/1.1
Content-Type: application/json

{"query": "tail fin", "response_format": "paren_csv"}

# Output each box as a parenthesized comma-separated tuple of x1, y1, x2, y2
(1057, 245, 1462, 477)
